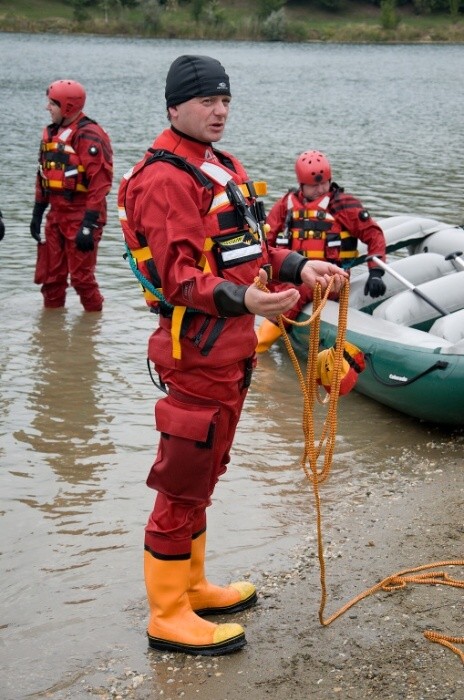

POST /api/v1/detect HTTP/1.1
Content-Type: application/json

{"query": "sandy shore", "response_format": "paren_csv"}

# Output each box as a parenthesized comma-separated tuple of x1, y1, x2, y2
(59, 449, 463, 700)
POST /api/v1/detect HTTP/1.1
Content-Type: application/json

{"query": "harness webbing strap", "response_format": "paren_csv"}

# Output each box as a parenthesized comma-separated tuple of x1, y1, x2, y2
(171, 306, 187, 360)
(130, 245, 153, 263)
(209, 180, 267, 210)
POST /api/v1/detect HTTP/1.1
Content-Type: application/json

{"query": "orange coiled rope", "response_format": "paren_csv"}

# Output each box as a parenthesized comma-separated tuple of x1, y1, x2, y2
(258, 275, 464, 664)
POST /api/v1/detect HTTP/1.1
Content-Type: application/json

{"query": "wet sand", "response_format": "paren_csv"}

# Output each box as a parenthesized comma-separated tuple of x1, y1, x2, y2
(56, 444, 463, 700)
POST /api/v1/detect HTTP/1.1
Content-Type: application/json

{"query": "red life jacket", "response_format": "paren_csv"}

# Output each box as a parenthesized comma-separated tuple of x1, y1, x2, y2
(38, 117, 96, 197)
(274, 190, 358, 266)
(117, 148, 269, 359)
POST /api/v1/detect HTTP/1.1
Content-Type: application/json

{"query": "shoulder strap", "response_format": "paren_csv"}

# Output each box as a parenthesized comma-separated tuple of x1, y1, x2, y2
(212, 148, 237, 173)
(77, 116, 98, 128)
(146, 148, 214, 190)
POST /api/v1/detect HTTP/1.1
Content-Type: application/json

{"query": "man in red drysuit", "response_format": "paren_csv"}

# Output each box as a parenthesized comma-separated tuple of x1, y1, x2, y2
(119, 55, 348, 657)
(30, 79, 113, 311)
(256, 150, 387, 351)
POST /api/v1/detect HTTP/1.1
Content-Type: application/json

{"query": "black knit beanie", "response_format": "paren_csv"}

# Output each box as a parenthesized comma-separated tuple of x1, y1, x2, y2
(165, 55, 231, 108)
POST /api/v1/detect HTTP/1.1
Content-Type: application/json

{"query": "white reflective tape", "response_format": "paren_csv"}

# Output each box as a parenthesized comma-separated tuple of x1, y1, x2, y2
(200, 161, 232, 186)
(210, 192, 229, 211)
(123, 167, 135, 180)
(221, 244, 261, 262)
(59, 128, 73, 141)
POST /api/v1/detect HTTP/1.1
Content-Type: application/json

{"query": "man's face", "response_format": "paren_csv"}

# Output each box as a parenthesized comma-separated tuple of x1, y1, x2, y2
(46, 98, 63, 125)
(169, 95, 231, 143)
(301, 180, 331, 201)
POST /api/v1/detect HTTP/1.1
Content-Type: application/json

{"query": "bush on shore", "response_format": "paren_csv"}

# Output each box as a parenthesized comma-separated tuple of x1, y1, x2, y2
(0, 0, 463, 42)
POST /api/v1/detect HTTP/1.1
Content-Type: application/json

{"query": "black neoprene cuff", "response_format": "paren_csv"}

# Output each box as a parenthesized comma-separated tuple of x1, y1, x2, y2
(369, 267, 385, 278)
(278, 252, 308, 285)
(213, 281, 249, 316)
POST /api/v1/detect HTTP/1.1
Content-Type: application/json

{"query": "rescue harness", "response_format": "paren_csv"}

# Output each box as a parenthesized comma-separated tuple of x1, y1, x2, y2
(118, 148, 268, 359)
(38, 117, 97, 198)
(275, 187, 359, 266)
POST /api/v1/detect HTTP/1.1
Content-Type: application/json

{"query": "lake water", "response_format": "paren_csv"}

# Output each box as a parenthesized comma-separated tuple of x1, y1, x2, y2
(0, 33, 463, 699)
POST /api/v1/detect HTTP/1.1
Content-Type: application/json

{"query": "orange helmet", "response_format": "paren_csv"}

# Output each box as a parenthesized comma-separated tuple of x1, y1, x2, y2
(316, 341, 365, 396)
(295, 150, 332, 185)
(47, 80, 86, 117)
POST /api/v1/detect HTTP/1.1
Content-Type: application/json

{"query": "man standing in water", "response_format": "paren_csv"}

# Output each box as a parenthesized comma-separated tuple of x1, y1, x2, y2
(119, 54, 348, 656)
(30, 79, 113, 311)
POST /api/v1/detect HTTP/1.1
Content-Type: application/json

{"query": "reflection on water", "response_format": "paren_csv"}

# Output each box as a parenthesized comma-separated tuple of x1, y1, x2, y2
(15, 310, 111, 505)
(1, 33, 464, 699)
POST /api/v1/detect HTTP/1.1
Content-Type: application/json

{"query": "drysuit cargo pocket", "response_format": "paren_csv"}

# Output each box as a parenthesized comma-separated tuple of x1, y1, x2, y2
(147, 396, 220, 502)
(155, 396, 216, 444)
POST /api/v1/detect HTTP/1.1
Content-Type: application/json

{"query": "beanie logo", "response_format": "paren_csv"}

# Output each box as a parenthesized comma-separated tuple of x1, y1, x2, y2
(217, 82, 228, 90)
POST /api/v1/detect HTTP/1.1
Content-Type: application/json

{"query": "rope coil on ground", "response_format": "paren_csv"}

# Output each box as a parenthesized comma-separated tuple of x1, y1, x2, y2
(256, 274, 464, 664)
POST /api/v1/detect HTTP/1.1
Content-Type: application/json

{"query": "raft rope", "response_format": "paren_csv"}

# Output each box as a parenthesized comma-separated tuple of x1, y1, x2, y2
(255, 275, 464, 664)
(365, 354, 449, 387)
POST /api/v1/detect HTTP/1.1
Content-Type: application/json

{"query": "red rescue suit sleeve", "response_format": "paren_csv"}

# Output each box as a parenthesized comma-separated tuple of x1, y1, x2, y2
(265, 195, 289, 247)
(73, 119, 113, 221)
(330, 191, 386, 270)
(34, 152, 49, 206)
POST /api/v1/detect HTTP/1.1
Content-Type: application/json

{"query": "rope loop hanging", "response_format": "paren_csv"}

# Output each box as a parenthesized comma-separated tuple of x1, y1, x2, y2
(256, 273, 464, 665)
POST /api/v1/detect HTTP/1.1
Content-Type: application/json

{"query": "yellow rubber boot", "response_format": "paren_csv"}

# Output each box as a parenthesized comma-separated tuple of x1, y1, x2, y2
(144, 550, 246, 656)
(188, 530, 257, 616)
(255, 319, 282, 353)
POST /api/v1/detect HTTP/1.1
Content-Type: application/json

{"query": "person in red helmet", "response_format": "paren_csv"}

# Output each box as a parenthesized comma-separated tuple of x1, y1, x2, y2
(30, 79, 113, 311)
(119, 55, 348, 657)
(256, 150, 387, 352)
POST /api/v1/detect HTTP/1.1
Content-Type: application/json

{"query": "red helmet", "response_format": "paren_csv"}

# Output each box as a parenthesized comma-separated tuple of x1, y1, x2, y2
(47, 80, 86, 117)
(295, 150, 332, 185)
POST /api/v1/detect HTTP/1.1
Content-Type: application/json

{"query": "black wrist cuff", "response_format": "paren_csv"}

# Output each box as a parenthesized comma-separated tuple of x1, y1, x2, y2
(279, 252, 308, 284)
(369, 268, 384, 278)
(213, 282, 248, 316)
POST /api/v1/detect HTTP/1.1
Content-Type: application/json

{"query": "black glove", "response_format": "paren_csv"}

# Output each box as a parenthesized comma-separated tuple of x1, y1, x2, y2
(0, 210, 4, 242)
(364, 268, 386, 298)
(75, 210, 99, 252)
(30, 202, 47, 243)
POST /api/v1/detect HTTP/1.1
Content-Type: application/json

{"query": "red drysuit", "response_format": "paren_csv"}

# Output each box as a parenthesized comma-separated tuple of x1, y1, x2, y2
(121, 127, 309, 557)
(34, 112, 113, 310)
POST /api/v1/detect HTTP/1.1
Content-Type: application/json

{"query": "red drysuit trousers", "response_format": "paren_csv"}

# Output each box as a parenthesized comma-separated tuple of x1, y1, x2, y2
(36, 208, 104, 311)
(144, 357, 254, 558)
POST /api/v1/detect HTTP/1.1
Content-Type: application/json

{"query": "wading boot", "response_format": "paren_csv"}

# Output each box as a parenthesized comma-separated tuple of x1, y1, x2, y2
(187, 530, 257, 616)
(144, 549, 246, 656)
(255, 319, 282, 353)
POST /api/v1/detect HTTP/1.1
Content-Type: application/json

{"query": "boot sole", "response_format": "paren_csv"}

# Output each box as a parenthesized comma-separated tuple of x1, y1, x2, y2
(147, 631, 246, 656)
(193, 590, 258, 617)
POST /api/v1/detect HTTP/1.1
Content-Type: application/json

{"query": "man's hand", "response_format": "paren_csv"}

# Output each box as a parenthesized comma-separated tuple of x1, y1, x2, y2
(75, 210, 99, 252)
(364, 268, 386, 298)
(244, 269, 300, 318)
(30, 202, 47, 243)
(300, 260, 349, 295)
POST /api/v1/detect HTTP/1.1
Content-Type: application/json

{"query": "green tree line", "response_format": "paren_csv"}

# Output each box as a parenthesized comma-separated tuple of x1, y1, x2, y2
(69, 0, 464, 21)
(2, 0, 463, 42)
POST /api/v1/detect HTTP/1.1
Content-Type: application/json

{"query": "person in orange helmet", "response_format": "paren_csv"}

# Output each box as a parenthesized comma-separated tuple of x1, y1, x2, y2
(30, 79, 113, 311)
(256, 150, 387, 352)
